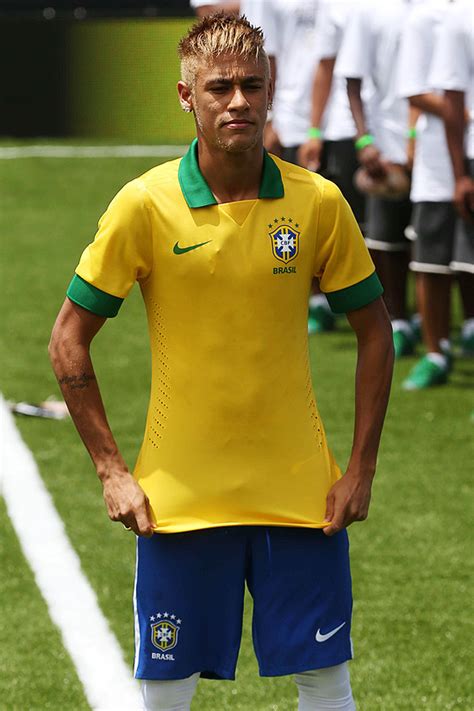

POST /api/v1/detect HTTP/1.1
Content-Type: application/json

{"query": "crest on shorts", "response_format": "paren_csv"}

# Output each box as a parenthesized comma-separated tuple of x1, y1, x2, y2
(269, 219, 300, 264)
(150, 613, 181, 652)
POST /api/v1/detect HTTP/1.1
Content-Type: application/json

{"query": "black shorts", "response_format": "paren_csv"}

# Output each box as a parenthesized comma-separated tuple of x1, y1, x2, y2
(451, 217, 474, 274)
(410, 180, 474, 276)
(319, 139, 365, 225)
(281, 140, 365, 225)
(451, 159, 474, 274)
(365, 195, 412, 252)
(410, 202, 457, 274)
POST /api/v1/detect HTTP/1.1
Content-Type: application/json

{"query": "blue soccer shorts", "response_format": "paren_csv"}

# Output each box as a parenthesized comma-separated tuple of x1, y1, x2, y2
(133, 526, 353, 681)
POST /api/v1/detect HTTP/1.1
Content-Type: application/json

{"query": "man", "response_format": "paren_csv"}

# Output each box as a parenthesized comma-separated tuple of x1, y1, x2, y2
(429, 0, 474, 357)
(49, 14, 394, 711)
(335, 0, 416, 358)
(297, 0, 367, 333)
(396, 0, 473, 389)
(298, 0, 364, 223)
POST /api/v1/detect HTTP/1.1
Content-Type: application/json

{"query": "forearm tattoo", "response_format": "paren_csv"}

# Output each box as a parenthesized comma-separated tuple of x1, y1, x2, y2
(58, 372, 96, 390)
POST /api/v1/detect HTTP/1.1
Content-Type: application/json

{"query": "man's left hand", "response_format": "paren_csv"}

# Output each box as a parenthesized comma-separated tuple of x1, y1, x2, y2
(454, 175, 474, 222)
(323, 471, 373, 536)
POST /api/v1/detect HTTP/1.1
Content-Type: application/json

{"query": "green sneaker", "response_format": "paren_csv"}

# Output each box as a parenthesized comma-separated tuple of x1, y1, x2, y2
(308, 305, 335, 334)
(402, 355, 448, 391)
(393, 329, 415, 358)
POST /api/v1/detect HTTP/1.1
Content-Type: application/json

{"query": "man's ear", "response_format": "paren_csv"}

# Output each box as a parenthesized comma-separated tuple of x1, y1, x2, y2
(267, 77, 274, 110)
(177, 81, 193, 113)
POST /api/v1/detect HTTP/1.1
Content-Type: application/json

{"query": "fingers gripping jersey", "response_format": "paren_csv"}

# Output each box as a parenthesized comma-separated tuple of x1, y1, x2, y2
(68, 141, 382, 533)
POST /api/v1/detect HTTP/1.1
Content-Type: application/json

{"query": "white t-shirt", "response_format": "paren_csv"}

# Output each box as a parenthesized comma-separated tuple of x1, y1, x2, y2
(428, 0, 474, 160)
(242, 0, 354, 146)
(335, 0, 410, 164)
(313, 0, 357, 141)
(397, 0, 454, 202)
(242, 0, 320, 146)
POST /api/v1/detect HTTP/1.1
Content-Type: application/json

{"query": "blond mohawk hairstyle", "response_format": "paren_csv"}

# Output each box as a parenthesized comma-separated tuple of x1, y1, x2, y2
(178, 12, 269, 87)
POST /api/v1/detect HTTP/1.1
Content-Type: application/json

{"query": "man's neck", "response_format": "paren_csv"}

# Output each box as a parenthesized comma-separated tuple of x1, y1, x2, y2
(197, 138, 264, 203)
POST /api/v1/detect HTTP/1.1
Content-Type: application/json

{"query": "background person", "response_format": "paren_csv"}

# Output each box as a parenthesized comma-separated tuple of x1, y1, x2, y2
(243, 0, 362, 334)
(336, 0, 416, 358)
(429, 0, 474, 358)
(298, 0, 367, 333)
(240, 0, 320, 163)
(397, 0, 457, 389)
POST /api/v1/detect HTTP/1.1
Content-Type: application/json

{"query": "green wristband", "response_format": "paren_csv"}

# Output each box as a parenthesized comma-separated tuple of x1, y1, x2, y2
(308, 126, 323, 139)
(407, 127, 417, 139)
(355, 134, 375, 150)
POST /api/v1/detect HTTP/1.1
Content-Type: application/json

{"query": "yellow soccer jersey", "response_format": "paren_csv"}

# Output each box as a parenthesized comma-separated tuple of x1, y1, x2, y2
(67, 139, 383, 533)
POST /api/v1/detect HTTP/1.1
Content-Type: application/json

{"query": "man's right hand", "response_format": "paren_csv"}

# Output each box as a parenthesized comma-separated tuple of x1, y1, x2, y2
(264, 121, 282, 156)
(49, 300, 156, 537)
(298, 138, 323, 171)
(357, 144, 387, 180)
(102, 469, 155, 537)
(454, 175, 474, 222)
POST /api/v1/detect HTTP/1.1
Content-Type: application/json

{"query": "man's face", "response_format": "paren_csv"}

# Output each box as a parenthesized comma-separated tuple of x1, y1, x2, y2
(179, 53, 272, 153)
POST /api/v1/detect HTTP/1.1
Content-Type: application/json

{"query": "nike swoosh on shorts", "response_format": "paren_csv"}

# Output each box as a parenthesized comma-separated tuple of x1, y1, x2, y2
(315, 621, 346, 643)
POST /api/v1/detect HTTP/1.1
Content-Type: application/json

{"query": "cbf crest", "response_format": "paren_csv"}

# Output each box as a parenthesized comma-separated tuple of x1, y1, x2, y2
(150, 612, 181, 653)
(268, 218, 300, 264)
(152, 620, 179, 651)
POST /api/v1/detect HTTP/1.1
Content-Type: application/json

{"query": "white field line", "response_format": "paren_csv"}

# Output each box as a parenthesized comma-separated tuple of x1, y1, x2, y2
(0, 144, 188, 159)
(0, 397, 143, 711)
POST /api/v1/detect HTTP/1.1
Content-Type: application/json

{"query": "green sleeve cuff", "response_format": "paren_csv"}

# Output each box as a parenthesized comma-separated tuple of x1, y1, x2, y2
(67, 274, 123, 317)
(325, 271, 383, 314)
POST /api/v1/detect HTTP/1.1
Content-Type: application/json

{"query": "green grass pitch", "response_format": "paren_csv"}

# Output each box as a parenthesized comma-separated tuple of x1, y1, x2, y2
(0, 150, 473, 710)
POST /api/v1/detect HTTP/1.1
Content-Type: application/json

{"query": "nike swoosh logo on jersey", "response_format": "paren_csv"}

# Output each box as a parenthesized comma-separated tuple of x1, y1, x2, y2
(173, 240, 211, 255)
(315, 622, 346, 643)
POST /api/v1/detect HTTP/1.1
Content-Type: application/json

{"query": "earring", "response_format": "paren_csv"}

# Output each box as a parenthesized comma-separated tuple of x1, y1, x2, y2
(182, 106, 192, 113)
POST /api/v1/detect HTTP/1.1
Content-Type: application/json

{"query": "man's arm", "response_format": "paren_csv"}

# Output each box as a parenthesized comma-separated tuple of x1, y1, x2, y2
(347, 78, 387, 180)
(425, 3, 473, 221)
(49, 298, 154, 537)
(409, 93, 443, 118)
(298, 57, 335, 170)
(335, 5, 386, 179)
(323, 296, 394, 536)
(406, 104, 421, 172)
(443, 90, 474, 221)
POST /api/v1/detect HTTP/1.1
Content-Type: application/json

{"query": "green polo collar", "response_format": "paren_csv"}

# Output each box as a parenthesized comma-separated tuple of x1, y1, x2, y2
(178, 138, 284, 208)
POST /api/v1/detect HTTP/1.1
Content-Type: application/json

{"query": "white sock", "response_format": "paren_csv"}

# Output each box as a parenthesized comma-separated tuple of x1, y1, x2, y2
(439, 338, 451, 356)
(141, 673, 200, 711)
(462, 318, 474, 339)
(391, 319, 413, 337)
(426, 352, 448, 369)
(295, 663, 356, 710)
(309, 294, 331, 311)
